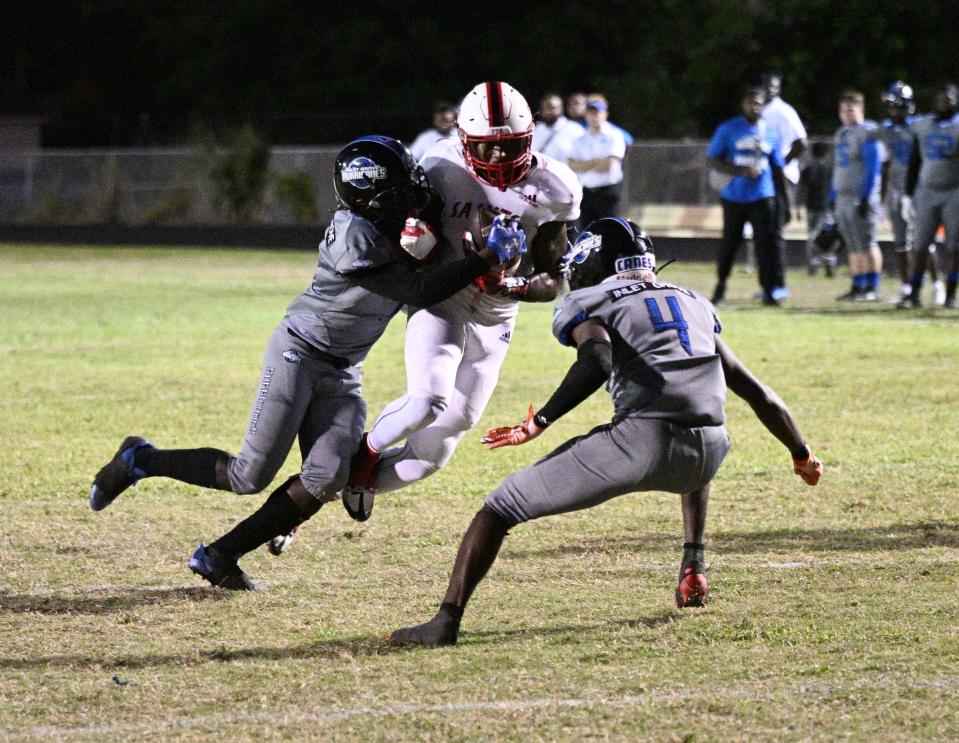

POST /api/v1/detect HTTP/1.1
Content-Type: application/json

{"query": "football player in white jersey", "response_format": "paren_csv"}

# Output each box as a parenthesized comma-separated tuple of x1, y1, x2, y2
(268, 82, 582, 552)
(355, 81, 582, 507)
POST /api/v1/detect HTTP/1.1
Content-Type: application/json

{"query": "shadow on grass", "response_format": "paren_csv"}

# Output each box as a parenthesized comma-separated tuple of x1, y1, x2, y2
(0, 585, 230, 615)
(462, 609, 680, 645)
(504, 521, 959, 560)
(0, 610, 680, 670)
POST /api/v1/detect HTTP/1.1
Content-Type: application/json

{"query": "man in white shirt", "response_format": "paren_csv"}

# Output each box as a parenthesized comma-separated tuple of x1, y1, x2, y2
(761, 72, 808, 299)
(409, 102, 458, 162)
(567, 95, 627, 231)
(532, 92, 585, 163)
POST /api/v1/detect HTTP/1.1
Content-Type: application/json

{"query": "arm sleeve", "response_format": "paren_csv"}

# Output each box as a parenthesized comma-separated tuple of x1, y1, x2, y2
(859, 138, 880, 201)
(535, 338, 613, 426)
(906, 134, 921, 196)
(350, 252, 489, 306)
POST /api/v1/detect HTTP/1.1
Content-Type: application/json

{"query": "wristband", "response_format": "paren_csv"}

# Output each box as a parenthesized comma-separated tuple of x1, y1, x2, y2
(791, 443, 810, 461)
(498, 276, 530, 298)
(532, 412, 551, 429)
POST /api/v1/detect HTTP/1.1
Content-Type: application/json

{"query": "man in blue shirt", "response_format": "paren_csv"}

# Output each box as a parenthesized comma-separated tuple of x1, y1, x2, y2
(707, 86, 786, 306)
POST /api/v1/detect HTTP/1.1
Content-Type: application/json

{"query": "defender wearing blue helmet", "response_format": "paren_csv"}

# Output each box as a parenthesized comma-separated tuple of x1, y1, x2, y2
(87, 135, 524, 590)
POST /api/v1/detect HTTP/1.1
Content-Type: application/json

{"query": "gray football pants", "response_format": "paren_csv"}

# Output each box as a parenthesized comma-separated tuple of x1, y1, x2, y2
(913, 185, 959, 254)
(485, 416, 731, 525)
(835, 194, 878, 253)
(885, 187, 912, 249)
(227, 323, 366, 500)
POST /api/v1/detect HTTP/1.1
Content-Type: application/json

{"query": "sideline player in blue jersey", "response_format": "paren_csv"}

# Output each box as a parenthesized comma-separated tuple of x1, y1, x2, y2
(880, 82, 919, 304)
(905, 83, 959, 308)
(707, 86, 786, 306)
(832, 90, 884, 302)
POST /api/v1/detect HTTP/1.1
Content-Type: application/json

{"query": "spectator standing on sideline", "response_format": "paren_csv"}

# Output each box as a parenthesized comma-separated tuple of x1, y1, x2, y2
(832, 90, 884, 302)
(566, 92, 587, 126)
(532, 92, 585, 163)
(568, 95, 627, 230)
(589, 93, 635, 146)
(761, 72, 808, 300)
(409, 102, 458, 162)
(707, 86, 785, 306)
(799, 141, 839, 276)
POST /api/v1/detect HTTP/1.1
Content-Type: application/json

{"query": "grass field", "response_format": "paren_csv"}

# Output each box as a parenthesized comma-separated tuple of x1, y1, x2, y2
(2, 243, 958, 741)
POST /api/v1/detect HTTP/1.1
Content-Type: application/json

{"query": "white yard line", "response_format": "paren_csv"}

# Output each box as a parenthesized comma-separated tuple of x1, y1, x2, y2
(9, 676, 959, 739)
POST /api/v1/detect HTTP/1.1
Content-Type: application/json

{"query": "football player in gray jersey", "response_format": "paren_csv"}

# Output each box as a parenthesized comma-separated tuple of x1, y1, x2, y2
(880, 82, 921, 304)
(87, 135, 522, 590)
(832, 90, 884, 301)
(390, 218, 823, 647)
(904, 83, 959, 308)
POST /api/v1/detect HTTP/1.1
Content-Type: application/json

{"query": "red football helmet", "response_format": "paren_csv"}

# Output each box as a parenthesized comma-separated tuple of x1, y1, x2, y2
(457, 81, 534, 190)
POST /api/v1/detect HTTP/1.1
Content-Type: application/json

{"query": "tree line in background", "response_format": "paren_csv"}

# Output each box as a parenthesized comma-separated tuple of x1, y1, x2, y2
(4, 0, 958, 147)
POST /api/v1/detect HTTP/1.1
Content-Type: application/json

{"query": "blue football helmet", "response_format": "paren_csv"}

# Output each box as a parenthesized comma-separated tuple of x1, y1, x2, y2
(881, 81, 916, 115)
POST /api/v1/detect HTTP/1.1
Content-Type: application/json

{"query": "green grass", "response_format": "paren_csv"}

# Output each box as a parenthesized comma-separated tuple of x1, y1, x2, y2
(1, 244, 958, 741)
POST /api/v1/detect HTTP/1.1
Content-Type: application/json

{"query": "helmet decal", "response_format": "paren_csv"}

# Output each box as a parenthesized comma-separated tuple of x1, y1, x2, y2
(486, 81, 506, 127)
(342, 157, 387, 189)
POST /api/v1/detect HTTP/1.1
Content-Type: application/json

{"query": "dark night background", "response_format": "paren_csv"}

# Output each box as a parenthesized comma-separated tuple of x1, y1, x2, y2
(3, 0, 958, 147)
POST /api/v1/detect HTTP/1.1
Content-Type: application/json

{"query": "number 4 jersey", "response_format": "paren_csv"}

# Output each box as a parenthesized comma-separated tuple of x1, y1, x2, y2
(552, 279, 726, 426)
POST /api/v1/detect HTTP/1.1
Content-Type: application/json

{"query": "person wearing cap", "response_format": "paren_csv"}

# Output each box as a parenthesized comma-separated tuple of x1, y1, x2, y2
(568, 94, 628, 231)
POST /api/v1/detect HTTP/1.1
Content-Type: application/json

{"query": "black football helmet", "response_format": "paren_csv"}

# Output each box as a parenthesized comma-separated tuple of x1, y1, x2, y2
(881, 81, 915, 115)
(561, 217, 655, 290)
(333, 135, 433, 223)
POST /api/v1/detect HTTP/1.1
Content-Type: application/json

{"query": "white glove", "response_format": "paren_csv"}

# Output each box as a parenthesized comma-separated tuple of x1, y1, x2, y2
(399, 218, 439, 263)
(900, 195, 915, 223)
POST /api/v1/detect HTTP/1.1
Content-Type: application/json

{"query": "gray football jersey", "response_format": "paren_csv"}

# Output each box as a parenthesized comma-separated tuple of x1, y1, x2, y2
(910, 114, 959, 190)
(832, 120, 881, 196)
(879, 118, 915, 192)
(552, 279, 726, 426)
(285, 210, 403, 366)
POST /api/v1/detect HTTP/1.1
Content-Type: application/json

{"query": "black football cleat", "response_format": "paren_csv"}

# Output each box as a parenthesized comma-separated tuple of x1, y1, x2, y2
(88, 436, 154, 511)
(188, 544, 259, 591)
(675, 561, 709, 608)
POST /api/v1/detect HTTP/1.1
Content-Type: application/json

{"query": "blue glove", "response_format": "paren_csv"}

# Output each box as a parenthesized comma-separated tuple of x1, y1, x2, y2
(486, 215, 528, 263)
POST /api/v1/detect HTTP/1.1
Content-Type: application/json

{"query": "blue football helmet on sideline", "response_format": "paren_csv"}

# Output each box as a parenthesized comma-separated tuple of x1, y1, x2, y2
(561, 217, 655, 290)
(881, 81, 916, 114)
(333, 135, 434, 223)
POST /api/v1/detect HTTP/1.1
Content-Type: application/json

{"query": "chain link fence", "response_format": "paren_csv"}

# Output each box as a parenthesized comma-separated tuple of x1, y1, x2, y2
(0, 143, 719, 227)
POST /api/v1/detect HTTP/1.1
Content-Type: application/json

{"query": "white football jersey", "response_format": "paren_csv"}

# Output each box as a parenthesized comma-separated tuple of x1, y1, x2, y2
(419, 138, 582, 318)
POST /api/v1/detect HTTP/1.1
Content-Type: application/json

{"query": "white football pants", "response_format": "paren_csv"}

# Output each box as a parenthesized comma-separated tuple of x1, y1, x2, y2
(369, 301, 515, 492)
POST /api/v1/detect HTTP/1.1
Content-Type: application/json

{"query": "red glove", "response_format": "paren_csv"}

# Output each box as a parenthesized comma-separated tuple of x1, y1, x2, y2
(481, 404, 544, 450)
(793, 452, 823, 486)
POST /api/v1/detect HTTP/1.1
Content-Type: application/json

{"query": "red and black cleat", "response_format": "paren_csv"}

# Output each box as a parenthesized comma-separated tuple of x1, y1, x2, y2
(675, 563, 709, 608)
